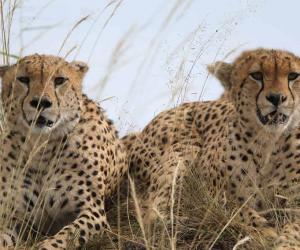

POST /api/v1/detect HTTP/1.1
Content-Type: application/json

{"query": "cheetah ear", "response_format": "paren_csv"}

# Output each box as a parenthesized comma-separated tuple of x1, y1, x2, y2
(207, 61, 233, 90)
(0, 65, 10, 78)
(70, 61, 89, 75)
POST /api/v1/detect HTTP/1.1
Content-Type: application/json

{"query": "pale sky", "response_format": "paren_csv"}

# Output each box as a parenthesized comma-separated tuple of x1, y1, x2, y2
(5, 0, 300, 135)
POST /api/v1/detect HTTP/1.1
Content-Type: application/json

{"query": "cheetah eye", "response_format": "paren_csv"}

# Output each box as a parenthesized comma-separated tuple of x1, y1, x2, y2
(54, 77, 68, 87)
(249, 71, 263, 81)
(17, 76, 30, 86)
(288, 72, 300, 81)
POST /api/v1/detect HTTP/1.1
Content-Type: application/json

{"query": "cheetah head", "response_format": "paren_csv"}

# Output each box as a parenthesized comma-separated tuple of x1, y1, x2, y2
(208, 48, 300, 133)
(0, 54, 88, 134)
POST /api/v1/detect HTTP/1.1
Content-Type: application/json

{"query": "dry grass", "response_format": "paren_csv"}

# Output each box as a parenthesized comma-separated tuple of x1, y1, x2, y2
(89, 164, 280, 250)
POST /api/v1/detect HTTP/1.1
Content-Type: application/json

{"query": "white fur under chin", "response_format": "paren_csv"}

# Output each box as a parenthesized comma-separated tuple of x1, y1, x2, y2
(264, 121, 290, 134)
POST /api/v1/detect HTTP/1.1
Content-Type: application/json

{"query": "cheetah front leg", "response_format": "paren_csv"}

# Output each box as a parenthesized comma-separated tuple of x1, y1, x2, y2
(37, 200, 108, 250)
(141, 143, 200, 226)
(0, 216, 21, 249)
(0, 231, 16, 248)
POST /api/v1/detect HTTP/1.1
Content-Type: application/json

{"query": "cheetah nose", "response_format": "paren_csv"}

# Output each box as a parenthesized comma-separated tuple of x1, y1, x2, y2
(30, 97, 52, 110)
(266, 93, 287, 107)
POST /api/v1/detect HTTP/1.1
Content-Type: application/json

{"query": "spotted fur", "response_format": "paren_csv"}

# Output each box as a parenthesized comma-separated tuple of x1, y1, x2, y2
(123, 49, 300, 248)
(0, 54, 127, 249)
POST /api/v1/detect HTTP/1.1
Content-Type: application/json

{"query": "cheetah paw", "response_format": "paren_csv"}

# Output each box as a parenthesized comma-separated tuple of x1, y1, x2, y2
(0, 233, 14, 249)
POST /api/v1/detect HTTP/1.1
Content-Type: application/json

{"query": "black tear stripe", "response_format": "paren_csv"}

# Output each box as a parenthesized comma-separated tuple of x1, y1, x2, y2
(54, 88, 60, 108)
(288, 83, 295, 102)
(21, 79, 30, 124)
(54, 89, 61, 123)
(255, 65, 265, 114)
(273, 52, 278, 83)
(40, 55, 44, 86)
(287, 60, 295, 102)
(255, 74, 265, 113)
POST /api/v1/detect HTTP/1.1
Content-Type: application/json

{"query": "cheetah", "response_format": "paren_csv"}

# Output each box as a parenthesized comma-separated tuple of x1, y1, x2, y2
(0, 54, 127, 249)
(123, 48, 300, 248)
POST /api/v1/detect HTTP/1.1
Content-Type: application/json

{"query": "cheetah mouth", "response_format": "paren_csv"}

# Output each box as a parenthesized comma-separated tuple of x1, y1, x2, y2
(256, 109, 288, 126)
(28, 115, 54, 128)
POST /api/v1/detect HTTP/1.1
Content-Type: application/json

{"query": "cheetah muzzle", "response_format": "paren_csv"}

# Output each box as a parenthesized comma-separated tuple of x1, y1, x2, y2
(28, 115, 55, 128)
(256, 108, 289, 126)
